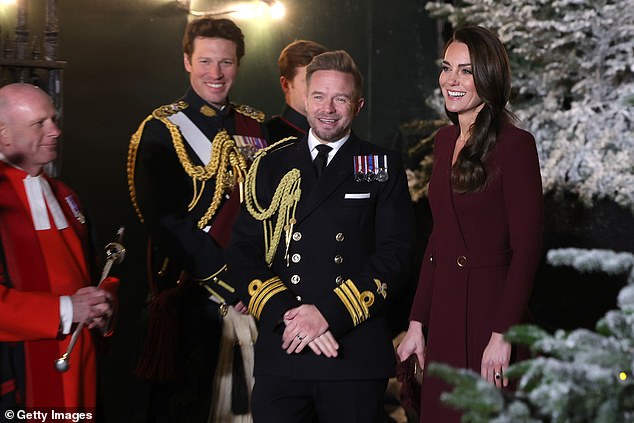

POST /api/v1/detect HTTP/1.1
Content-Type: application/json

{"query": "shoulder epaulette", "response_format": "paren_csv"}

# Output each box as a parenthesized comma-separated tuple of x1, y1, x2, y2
(152, 101, 189, 119)
(257, 136, 297, 157)
(233, 103, 265, 123)
(249, 136, 297, 165)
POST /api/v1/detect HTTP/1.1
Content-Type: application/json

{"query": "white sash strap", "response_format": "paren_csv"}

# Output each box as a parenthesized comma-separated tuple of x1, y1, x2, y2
(167, 111, 212, 165)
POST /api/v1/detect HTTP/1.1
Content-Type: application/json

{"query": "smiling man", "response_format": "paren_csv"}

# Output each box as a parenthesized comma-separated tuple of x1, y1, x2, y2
(225, 50, 416, 422)
(127, 17, 266, 422)
(0, 83, 117, 412)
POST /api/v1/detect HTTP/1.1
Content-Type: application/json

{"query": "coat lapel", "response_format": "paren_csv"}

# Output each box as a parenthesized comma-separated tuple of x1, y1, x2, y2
(439, 126, 469, 252)
(293, 138, 316, 190)
(295, 135, 359, 223)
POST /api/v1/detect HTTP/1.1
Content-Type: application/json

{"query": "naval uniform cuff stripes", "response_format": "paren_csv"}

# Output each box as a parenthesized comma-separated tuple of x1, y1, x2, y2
(333, 279, 374, 326)
(247, 276, 288, 320)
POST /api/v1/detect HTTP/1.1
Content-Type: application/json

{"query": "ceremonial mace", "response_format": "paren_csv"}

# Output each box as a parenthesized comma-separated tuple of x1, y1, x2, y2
(54, 226, 126, 373)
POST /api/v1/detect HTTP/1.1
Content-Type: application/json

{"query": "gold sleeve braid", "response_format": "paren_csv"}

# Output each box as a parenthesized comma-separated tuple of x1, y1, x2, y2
(334, 279, 377, 326)
(247, 276, 288, 320)
(126, 105, 248, 229)
(244, 137, 302, 266)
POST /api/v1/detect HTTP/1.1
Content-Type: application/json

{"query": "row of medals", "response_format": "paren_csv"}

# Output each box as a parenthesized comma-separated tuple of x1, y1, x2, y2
(224, 149, 391, 186)
(354, 155, 389, 183)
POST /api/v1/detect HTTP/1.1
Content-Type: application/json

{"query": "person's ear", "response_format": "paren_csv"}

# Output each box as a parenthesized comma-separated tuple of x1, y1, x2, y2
(280, 76, 290, 95)
(183, 53, 193, 73)
(355, 98, 365, 116)
(0, 131, 10, 148)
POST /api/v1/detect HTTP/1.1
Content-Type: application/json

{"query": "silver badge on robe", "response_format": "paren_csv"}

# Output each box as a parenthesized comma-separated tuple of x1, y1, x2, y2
(65, 195, 86, 224)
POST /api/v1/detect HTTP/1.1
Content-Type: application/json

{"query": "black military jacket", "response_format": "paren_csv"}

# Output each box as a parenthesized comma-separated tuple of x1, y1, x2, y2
(130, 88, 265, 300)
(225, 133, 415, 380)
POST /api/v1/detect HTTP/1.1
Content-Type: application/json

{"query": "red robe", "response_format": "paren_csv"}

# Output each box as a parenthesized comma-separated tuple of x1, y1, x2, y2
(0, 162, 97, 409)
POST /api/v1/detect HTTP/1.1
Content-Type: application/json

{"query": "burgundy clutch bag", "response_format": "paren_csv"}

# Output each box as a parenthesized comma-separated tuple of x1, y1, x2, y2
(396, 355, 421, 413)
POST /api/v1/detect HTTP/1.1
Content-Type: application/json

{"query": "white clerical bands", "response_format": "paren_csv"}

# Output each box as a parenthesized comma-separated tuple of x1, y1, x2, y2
(296, 334, 305, 341)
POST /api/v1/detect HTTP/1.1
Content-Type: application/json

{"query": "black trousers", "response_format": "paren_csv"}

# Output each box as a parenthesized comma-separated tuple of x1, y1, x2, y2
(130, 283, 223, 423)
(252, 374, 388, 423)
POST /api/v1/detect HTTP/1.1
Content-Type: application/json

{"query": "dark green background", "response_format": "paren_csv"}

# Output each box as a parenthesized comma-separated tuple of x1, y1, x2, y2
(0, 1, 439, 420)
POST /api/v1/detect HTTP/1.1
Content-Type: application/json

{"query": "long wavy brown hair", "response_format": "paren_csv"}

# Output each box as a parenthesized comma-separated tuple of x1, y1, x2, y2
(445, 26, 515, 193)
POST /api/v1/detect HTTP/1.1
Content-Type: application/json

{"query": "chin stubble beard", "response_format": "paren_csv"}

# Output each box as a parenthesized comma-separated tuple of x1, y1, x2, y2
(313, 127, 344, 144)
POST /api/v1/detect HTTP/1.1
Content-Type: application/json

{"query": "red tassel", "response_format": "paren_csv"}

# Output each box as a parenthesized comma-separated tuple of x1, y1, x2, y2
(135, 287, 181, 382)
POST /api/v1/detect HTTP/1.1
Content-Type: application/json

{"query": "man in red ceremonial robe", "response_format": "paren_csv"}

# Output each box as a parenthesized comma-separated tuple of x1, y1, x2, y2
(0, 83, 117, 411)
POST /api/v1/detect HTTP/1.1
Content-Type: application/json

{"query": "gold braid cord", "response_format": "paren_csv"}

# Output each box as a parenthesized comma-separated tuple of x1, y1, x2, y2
(126, 108, 248, 228)
(244, 138, 301, 266)
(127, 115, 153, 223)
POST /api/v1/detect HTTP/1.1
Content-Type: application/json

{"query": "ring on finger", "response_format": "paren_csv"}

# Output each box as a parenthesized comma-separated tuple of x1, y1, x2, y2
(296, 334, 305, 341)
(494, 371, 502, 380)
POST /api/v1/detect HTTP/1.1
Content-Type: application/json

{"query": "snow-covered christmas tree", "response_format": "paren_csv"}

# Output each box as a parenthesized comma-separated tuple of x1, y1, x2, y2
(417, 0, 634, 212)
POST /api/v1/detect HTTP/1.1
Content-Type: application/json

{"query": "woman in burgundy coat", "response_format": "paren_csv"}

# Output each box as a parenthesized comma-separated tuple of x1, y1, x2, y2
(397, 26, 544, 422)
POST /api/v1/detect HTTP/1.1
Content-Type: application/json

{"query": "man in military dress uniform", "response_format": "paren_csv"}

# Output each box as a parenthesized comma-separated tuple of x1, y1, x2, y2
(127, 17, 265, 422)
(225, 50, 415, 422)
(265, 40, 327, 142)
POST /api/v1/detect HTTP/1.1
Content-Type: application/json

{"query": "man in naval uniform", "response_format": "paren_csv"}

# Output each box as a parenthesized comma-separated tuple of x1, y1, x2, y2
(265, 40, 327, 142)
(0, 83, 117, 412)
(225, 50, 415, 422)
(127, 17, 266, 422)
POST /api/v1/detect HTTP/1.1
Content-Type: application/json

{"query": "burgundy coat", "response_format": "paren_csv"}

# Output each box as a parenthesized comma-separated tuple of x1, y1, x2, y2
(410, 123, 543, 422)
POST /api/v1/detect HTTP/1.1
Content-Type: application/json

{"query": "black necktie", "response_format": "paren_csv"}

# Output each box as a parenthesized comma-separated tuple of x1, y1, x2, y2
(313, 144, 332, 178)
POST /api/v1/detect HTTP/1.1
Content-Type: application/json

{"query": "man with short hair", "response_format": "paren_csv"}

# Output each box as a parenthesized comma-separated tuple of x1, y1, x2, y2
(265, 39, 327, 141)
(128, 16, 265, 422)
(226, 50, 415, 422)
(0, 83, 116, 411)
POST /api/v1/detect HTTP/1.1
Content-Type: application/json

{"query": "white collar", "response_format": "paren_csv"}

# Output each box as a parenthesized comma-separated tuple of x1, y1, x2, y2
(307, 129, 350, 163)
(23, 174, 69, 231)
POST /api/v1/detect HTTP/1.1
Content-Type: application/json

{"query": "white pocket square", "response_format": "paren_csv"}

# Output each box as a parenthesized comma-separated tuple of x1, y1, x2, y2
(344, 193, 371, 199)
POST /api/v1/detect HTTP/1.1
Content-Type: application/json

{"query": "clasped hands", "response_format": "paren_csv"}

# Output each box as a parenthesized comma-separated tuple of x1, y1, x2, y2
(281, 304, 339, 358)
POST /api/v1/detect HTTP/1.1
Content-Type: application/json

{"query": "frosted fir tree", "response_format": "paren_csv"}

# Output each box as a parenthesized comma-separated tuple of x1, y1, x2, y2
(427, 248, 634, 422)
(403, 119, 446, 202)
(421, 0, 634, 212)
